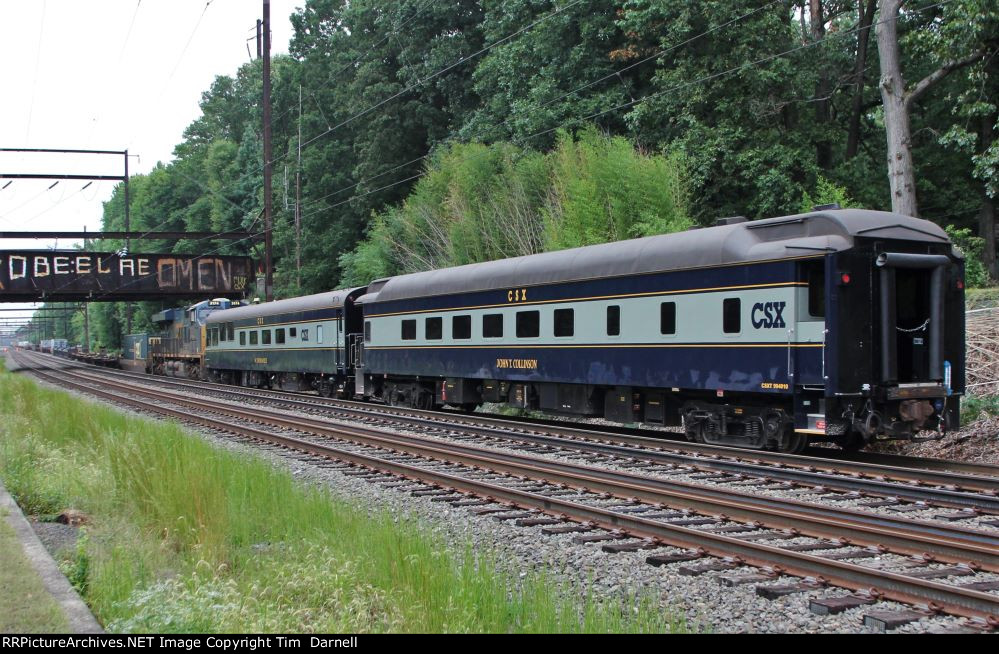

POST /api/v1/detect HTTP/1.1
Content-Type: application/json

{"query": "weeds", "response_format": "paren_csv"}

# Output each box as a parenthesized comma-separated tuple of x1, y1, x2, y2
(0, 365, 686, 633)
(962, 394, 999, 426)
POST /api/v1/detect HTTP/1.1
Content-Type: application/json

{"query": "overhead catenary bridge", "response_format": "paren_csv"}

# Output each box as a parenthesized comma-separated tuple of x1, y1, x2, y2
(1, 148, 259, 304)
(0, 230, 255, 241)
(0, 249, 254, 303)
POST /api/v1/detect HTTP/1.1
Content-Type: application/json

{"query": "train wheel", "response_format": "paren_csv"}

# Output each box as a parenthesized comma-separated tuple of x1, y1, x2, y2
(767, 412, 806, 454)
(682, 414, 704, 443)
(782, 430, 809, 454)
(683, 421, 702, 443)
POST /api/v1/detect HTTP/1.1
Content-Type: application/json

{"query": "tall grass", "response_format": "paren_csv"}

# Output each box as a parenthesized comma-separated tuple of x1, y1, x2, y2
(0, 366, 686, 633)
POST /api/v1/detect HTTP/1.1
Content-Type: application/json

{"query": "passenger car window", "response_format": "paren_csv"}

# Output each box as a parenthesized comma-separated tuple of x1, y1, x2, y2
(607, 305, 620, 336)
(425, 317, 442, 340)
(553, 308, 574, 337)
(276, 328, 285, 344)
(290, 327, 297, 338)
(364, 321, 371, 343)
(401, 320, 417, 340)
(262, 330, 271, 345)
(723, 298, 741, 334)
(452, 315, 471, 339)
(516, 310, 540, 338)
(808, 264, 826, 318)
(249, 331, 258, 345)
(483, 314, 503, 338)
(660, 302, 676, 335)
(239, 331, 246, 346)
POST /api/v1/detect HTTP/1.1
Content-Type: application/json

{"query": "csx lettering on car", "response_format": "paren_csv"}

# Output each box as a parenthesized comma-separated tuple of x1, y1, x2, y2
(751, 301, 787, 329)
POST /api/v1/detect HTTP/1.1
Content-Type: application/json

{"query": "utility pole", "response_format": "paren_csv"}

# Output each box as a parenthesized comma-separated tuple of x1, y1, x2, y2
(83, 227, 90, 352)
(296, 84, 302, 290)
(262, 0, 274, 302)
(124, 148, 132, 335)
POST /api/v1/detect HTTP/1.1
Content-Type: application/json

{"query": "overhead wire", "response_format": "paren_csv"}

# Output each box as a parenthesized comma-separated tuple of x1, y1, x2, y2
(120, 0, 586, 255)
(110, 0, 431, 249)
(124, 0, 217, 151)
(298, 0, 962, 222)
(295, 0, 841, 221)
(204, 0, 589, 208)
(59, 1, 967, 307)
(296, 0, 587, 154)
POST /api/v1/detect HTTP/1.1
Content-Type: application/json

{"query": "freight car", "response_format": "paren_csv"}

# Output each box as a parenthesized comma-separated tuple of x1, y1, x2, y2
(38, 339, 68, 355)
(202, 208, 965, 453)
(120, 332, 149, 373)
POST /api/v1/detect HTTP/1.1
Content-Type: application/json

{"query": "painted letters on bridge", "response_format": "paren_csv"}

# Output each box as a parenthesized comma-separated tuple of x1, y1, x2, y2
(0, 251, 252, 301)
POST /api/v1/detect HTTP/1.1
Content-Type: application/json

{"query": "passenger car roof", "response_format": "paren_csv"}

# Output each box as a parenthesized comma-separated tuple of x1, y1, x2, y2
(361, 210, 952, 304)
(205, 288, 363, 324)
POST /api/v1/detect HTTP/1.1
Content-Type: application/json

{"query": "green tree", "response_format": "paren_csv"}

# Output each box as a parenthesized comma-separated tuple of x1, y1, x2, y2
(341, 129, 691, 283)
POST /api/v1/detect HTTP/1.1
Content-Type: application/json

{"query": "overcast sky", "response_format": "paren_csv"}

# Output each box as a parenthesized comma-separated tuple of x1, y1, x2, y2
(0, 0, 301, 323)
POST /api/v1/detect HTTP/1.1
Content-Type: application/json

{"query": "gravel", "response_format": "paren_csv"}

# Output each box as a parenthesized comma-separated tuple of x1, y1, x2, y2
(28, 519, 81, 558)
(12, 355, 998, 634)
(62, 366, 999, 533)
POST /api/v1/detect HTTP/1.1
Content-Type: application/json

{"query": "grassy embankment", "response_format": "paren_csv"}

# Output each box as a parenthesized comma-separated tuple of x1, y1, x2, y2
(0, 512, 69, 633)
(0, 362, 685, 633)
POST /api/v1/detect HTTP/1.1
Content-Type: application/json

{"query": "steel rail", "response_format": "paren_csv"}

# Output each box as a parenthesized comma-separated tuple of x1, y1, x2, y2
(13, 353, 999, 623)
(58, 360, 999, 510)
(62, 355, 999, 486)
(53, 367, 999, 563)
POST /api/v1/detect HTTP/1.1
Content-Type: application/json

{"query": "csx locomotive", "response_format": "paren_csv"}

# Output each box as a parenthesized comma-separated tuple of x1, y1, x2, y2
(143, 208, 966, 453)
(135, 298, 246, 376)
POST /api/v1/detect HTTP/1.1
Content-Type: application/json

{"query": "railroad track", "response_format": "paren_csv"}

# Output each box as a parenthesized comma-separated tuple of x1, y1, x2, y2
(30, 352, 999, 512)
(10, 350, 999, 627)
(55, 354, 999, 480)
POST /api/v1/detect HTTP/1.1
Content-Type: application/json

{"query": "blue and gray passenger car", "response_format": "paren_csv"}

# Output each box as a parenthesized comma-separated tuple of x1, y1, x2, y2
(354, 209, 965, 452)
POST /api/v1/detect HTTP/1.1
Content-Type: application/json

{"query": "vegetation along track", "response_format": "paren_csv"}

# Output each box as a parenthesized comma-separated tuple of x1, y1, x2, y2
(9, 350, 999, 626)
(28, 352, 999, 511)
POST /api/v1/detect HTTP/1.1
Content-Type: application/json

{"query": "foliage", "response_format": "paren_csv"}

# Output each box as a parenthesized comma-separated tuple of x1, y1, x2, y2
(0, 368, 687, 633)
(799, 176, 857, 215)
(341, 128, 691, 283)
(945, 225, 989, 288)
(23, 0, 997, 348)
(961, 394, 999, 426)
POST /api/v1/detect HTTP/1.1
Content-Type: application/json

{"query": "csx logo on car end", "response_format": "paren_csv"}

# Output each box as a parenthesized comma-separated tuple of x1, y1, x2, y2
(751, 301, 787, 329)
